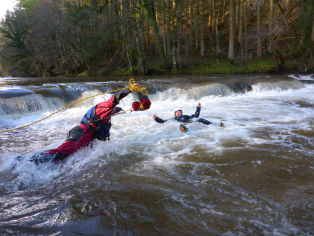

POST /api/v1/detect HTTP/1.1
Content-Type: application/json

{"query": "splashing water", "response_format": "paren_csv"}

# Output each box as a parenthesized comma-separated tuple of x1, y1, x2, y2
(0, 75, 313, 235)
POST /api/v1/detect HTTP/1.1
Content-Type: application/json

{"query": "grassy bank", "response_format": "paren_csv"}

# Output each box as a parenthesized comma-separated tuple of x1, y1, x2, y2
(0, 57, 307, 78)
(90, 57, 302, 77)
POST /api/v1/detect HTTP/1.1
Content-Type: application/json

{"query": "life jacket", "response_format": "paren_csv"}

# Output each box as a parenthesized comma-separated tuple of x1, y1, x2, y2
(80, 97, 116, 140)
(81, 97, 116, 124)
(81, 106, 99, 124)
(131, 94, 151, 111)
(81, 106, 111, 140)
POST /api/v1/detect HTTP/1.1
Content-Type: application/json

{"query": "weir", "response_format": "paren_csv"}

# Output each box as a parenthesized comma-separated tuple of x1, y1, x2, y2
(0, 76, 306, 116)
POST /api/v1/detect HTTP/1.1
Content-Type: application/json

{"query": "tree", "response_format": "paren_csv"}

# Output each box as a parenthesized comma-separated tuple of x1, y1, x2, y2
(0, 8, 31, 76)
(312, 12, 314, 44)
(228, 0, 235, 59)
(212, 0, 220, 59)
(256, 0, 262, 57)
(268, 0, 274, 51)
(238, 0, 244, 58)
(141, 0, 167, 70)
(200, 0, 205, 57)
(1, 0, 313, 76)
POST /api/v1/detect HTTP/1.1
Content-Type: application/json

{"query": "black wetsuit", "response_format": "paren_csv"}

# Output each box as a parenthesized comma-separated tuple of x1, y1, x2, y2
(154, 106, 212, 130)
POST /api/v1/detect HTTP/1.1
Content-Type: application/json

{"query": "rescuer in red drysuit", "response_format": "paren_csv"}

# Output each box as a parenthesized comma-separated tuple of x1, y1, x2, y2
(31, 87, 151, 164)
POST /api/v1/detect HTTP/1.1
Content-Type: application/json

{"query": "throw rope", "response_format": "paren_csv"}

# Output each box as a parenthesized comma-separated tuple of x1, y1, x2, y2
(0, 78, 148, 134)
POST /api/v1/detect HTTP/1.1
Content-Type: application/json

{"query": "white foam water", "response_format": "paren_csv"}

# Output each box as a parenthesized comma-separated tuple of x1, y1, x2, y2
(0, 74, 313, 235)
(1, 75, 313, 187)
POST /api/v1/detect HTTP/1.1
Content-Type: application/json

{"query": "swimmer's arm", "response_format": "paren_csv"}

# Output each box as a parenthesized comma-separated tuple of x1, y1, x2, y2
(194, 103, 201, 118)
(152, 114, 167, 123)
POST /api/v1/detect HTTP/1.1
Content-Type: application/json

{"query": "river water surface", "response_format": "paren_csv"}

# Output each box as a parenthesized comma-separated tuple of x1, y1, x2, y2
(0, 74, 313, 235)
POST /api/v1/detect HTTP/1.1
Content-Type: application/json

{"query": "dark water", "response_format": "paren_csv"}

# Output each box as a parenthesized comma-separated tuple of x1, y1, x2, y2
(0, 74, 313, 235)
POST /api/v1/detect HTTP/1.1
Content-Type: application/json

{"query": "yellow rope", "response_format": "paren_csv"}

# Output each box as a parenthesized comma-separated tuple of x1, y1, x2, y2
(127, 78, 149, 96)
(0, 78, 149, 134)
(0, 87, 127, 134)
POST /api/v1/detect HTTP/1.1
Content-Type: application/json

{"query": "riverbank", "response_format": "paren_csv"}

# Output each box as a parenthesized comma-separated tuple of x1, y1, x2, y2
(1, 57, 312, 78)
(81, 57, 311, 77)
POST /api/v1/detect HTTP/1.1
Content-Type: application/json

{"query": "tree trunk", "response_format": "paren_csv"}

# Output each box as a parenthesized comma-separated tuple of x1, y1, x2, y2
(236, 0, 239, 26)
(189, 0, 193, 52)
(172, 0, 177, 68)
(312, 11, 314, 43)
(209, 0, 214, 33)
(142, 0, 167, 69)
(228, 0, 235, 59)
(174, 0, 183, 68)
(185, 0, 190, 56)
(200, 0, 205, 57)
(120, 0, 134, 73)
(135, 31, 146, 74)
(268, 0, 274, 52)
(222, 0, 226, 21)
(161, 0, 167, 57)
(269, 0, 274, 33)
(195, 0, 199, 51)
(212, 0, 220, 57)
(166, 0, 171, 57)
(131, 0, 146, 74)
(257, 1, 262, 57)
(238, 0, 244, 59)
(244, 2, 248, 58)
(121, 26, 134, 73)
(139, 7, 147, 58)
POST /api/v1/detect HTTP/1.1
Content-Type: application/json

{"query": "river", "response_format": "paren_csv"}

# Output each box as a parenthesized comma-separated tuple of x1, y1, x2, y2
(0, 74, 313, 235)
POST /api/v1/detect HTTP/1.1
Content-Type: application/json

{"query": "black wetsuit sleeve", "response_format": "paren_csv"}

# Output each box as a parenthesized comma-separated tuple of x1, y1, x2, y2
(194, 106, 201, 118)
(113, 89, 131, 104)
(154, 117, 167, 123)
(184, 107, 201, 120)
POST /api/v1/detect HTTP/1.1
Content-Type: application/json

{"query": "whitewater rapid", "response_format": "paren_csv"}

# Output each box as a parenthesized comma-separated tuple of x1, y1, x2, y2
(0, 74, 313, 235)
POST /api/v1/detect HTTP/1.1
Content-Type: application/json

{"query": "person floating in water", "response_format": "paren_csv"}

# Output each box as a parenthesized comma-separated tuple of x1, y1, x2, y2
(152, 102, 224, 132)
(29, 85, 151, 164)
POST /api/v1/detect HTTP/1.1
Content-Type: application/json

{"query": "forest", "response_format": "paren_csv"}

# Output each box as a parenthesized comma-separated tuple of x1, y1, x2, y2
(0, 0, 313, 77)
